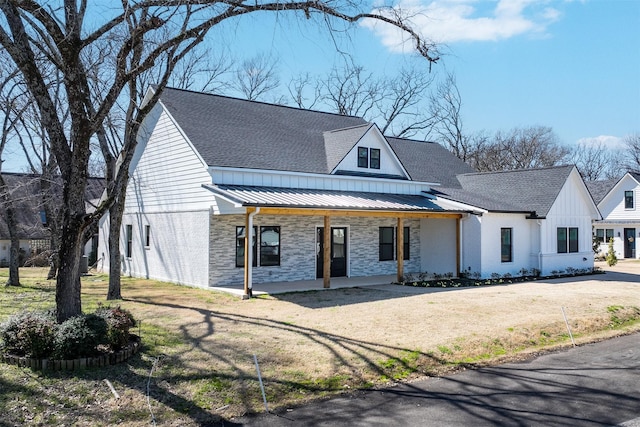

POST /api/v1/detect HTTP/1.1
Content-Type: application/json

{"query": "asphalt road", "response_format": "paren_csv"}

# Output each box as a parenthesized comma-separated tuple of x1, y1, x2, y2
(232, 333, 640, 426)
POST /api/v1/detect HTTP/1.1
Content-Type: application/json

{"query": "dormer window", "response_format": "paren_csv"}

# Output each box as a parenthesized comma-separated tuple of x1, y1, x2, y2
(357, 147, 381, 169)
(358, 147, 368, 168)
(370, 148, 380, 169)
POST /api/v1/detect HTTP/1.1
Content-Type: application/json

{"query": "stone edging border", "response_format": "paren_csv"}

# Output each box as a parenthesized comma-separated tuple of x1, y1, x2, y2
(0, 335, 141, 371)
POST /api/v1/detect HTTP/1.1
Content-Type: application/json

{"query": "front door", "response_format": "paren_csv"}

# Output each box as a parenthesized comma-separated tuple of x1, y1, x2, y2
(624, 228, 636, 258)
(316, 227, 347, 278)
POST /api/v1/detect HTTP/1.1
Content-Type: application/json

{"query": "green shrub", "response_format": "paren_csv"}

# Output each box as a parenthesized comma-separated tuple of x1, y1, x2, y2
(0, 310, 57, 358)
(606, 238, 618, 267)
(53, 314, 109, 359)
(95, 306, 137, 350)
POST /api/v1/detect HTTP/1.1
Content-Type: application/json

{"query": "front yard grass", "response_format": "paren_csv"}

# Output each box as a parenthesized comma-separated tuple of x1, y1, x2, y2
(1, 267, 639, 426)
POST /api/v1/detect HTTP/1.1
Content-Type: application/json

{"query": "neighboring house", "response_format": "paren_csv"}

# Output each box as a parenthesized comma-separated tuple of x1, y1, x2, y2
(0, 173, 104, 267)
(98, 87, 600, 292)
(589, 172, 640, 259)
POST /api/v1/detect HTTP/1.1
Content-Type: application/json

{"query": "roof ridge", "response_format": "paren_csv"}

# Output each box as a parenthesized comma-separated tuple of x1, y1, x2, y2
(324, 123, 373, 134)
(459, 164, 574, 177)
(161, 86, 365, 120)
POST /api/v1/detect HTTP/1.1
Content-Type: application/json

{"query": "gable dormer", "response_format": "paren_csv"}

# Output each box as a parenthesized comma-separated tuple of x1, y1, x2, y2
(326, 123, 410, 180)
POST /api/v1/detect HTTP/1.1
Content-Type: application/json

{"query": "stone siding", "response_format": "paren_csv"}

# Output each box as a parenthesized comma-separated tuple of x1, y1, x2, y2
(208, 214, 421, 286)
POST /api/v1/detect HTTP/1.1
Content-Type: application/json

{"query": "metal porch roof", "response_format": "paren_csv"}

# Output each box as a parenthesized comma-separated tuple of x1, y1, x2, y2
(204, 184, 465, 213)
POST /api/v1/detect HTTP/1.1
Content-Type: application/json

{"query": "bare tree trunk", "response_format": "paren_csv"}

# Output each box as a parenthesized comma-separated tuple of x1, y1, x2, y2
(6, 208, 20, 286)
(55, 213, 84, 322)
(106, 188, 126, 300)
(0, 174, 20, 286)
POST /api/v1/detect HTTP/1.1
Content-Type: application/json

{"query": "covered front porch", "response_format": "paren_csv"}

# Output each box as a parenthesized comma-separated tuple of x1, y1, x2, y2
(205, 184, 472, 298)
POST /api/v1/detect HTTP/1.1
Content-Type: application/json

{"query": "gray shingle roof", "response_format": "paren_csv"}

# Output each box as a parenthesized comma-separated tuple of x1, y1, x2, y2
(324, 124, 372, 172)
(157, 88, 474, 184)
(585, 179, 618, 205)
(434, 165, 576, 217)
(158, 87, 367, 174)
(386, 137, 475, 186)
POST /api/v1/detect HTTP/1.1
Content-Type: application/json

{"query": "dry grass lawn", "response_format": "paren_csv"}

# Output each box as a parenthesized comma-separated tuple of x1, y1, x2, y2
(1, 261, 639, 426)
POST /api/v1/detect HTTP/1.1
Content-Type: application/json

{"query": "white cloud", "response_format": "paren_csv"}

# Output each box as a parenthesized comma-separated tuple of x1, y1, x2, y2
(362, 0, 563, 51)
(576, 135, 626, 150)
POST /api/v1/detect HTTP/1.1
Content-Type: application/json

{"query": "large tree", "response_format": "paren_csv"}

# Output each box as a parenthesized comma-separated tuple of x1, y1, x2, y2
(0, 1, 437, 322)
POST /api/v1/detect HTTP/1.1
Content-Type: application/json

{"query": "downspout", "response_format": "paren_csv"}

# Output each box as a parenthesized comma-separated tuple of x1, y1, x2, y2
(537, 220, 543, 274)
(247, 207, 260, 297)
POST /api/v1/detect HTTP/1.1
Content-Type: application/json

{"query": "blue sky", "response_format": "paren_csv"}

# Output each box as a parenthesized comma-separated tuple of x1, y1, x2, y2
(3, 0, 638, 172)
(219, 0, 639, 150)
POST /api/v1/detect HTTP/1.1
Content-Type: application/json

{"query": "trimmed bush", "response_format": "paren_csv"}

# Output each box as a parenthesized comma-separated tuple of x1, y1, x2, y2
(95, 306, 137, 350)
(0, 310, 57, 358)
(53, 314, 109, 359)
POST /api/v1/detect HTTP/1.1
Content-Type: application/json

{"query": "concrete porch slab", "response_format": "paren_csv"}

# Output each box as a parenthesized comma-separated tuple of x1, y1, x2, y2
(209, 274, 397, 297)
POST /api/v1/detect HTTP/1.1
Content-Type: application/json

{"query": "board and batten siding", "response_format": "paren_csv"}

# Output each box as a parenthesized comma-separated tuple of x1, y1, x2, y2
(125, 104, 215, 213)
(595, 174, 640, 259)
(540, 170, 598, 274)
(598, 174, 639, 220)
(211, 167, 432, 195)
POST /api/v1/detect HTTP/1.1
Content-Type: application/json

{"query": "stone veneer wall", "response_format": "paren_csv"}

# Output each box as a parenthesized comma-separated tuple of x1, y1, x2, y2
(208, 214, 421, 287)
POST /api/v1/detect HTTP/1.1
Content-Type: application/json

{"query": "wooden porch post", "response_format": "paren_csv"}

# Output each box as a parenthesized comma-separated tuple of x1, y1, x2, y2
(397, 217, 404, 282)
(456, 216, 461, 276)
(323, 215, 331, 288)
(243, 207, 255, 299)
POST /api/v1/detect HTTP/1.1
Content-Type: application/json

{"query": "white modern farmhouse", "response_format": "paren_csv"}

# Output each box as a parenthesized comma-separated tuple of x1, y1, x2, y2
(589, 172, 640, 259)
(98, 87, 600, 294)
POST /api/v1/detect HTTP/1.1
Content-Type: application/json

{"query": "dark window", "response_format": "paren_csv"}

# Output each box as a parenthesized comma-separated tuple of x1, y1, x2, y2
(379, 227, 409, 261)
(595, 229, 604, 244)
(558, 227, 579, 253)
(260, 226, 280, 266)
(370, 148, 381, 169)
(606, 229, 614, 242)
(379, 227, 394, 261)
(569, 227, 579, 253)
(125, 224, 132, 258)
(358, 147, 369, 168)
(236, 226, 257, 268)
(501, 228, 512, 262)
(625, 191, 634, 209)
(403, 226, 410, 260)
(145, 225, 151, 247)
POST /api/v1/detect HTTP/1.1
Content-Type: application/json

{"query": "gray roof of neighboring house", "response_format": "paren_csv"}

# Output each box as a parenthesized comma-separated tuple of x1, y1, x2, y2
(433, 165, 577, 217)
(157, 88, 474, 183)
(585, 179, 619, 205)
(0, 173, 104, 240)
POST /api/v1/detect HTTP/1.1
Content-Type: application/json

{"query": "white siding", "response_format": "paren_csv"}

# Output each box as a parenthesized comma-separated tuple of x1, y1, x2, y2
(541, 170, 598, 273)
(125, 105, 215, 213)
(460, 215, 482, 274)
(479, 213, 535, 277)
(0, 240, 33, 266)
(333, 129, 408, 177)
(118, 210, 210, 287)
(211, 167, 431, 195)
(598, 175, 640, 220)
(420, 218, 458, 275)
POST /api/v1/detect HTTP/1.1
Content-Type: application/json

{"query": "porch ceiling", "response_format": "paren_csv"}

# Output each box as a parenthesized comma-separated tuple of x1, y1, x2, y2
(203, 184, 468, 216)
